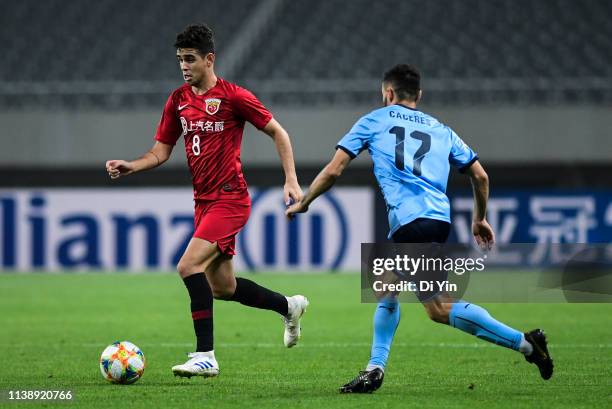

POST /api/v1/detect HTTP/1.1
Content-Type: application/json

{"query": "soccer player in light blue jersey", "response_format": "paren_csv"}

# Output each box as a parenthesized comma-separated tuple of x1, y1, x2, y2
(286, 64, 553, 393)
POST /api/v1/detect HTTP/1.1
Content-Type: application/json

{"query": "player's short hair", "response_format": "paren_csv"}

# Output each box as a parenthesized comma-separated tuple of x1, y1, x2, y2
(174, 24, 215, 55)
(383, 64, 421, 101)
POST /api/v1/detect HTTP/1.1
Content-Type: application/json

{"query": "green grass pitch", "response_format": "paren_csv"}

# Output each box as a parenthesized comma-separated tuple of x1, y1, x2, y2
(1, 273, 610, 408)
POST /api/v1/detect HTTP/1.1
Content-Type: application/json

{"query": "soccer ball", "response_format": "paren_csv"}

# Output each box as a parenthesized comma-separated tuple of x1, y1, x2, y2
(99, 341, 145, 384)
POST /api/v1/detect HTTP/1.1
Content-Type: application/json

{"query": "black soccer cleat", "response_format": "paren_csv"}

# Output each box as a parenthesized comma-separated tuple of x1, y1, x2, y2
(339, 368, 384, 393)
(524, 329, 554, 380)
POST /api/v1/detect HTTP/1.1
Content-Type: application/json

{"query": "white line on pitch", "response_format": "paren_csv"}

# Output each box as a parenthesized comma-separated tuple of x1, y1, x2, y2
(74, 342, 612, 349)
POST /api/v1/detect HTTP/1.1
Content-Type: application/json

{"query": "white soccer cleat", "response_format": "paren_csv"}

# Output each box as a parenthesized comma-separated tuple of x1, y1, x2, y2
(171, 351, 219, 378)
(283, 295, 309, 348)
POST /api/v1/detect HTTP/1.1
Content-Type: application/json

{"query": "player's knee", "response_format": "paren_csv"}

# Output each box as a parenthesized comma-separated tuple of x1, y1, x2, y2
(176, 257, 198, 278)
(211, 285, 235, 300)
(426, 306, 449, 324)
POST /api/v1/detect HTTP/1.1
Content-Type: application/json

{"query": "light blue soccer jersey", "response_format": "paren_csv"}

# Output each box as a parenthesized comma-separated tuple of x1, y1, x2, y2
(337, 104, 478, 238)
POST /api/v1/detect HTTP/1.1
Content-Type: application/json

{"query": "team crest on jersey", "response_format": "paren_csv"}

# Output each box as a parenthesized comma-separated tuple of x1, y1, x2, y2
(205, 98, 221, 115)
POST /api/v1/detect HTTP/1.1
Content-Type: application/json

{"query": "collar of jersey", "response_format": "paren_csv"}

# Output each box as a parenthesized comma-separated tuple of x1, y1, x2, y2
(394, 103, 418, 111)
(188, 78, 221, 98)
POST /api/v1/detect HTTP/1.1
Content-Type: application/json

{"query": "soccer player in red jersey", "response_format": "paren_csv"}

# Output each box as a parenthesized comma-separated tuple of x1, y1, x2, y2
(105, 24, 309, 378)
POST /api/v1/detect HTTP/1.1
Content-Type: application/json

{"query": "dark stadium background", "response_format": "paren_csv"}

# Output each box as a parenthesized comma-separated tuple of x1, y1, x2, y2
(1, 0, 610, 247)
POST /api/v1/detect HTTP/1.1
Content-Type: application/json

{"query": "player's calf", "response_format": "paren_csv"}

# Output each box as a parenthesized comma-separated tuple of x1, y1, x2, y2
(229, 277, 290, 315)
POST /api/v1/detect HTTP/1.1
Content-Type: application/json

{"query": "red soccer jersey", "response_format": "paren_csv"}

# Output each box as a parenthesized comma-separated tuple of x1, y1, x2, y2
(155, 78, 272, 201)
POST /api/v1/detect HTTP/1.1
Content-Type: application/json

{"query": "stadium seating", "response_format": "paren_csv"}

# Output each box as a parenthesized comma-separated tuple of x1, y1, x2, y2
(1, 0, 610, 107)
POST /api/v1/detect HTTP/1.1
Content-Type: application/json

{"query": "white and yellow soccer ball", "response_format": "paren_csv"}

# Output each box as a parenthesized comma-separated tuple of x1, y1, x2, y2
(99, 341, 145, 384)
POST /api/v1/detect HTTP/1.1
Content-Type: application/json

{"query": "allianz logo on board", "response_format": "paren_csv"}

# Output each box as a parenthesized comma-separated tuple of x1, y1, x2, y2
(0, 189, 351, 271)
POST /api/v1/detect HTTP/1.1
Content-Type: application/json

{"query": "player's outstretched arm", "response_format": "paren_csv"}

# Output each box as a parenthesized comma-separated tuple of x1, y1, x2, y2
(464, 160, 495, 249)
(106, 141, 174, 179)
(286, 149, 351, 219)
(262, 119, 303, 204)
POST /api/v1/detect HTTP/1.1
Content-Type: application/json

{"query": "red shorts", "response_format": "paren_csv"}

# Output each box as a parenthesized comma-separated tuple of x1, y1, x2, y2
(193, 198, 251, 255)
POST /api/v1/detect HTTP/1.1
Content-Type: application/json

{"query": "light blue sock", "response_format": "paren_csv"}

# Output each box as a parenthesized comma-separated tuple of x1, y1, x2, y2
(449, 301, 522, 350)
(367, 298, 400, 370)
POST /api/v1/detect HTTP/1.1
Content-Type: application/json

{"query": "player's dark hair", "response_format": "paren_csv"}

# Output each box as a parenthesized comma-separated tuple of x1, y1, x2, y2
(383, 64, 421, 101)
(174, 24, 215, 55)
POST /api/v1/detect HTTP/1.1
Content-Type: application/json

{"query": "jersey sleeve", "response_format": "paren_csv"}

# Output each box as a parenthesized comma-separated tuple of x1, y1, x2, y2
(232, 87, 273, 130)
(154, 93, 182, 145)
(448, 128, 478, 172)
(336, 114, 377, 158)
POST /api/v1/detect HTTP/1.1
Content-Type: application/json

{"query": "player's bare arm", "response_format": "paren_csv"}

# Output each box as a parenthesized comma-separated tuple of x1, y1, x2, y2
(286, 149, 352, 218)
(262, 118, 303, 204)
(465, 160, 495, 249)
(106, 141, 173, 179)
